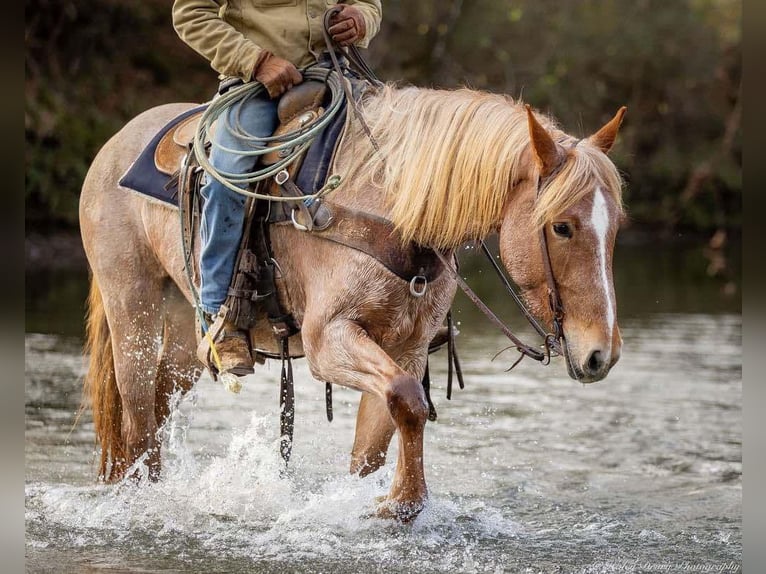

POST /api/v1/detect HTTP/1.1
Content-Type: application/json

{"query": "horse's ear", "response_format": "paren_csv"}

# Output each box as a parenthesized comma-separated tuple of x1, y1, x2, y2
(526, 105, 565, 178)
(588, 106, 627, 154)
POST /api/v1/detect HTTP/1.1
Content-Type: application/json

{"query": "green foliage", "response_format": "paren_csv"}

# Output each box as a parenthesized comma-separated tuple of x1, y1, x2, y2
(369, 0, 741, 233)
(25, 0, 741, 233)
(25, 0, 211, 226)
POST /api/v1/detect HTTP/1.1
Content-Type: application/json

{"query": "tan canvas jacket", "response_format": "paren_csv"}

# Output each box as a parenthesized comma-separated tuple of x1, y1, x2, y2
(172, 0, 383, 82)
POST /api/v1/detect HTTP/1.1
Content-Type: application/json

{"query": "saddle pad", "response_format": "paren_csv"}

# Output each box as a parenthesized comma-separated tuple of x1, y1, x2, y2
(294, 96, 347, 195)
(119, 105, 209, 205)
(120, 94, 348, 207)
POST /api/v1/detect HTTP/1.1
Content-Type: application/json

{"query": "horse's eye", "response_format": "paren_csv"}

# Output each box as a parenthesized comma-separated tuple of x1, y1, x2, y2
(552, 222, 573, 238)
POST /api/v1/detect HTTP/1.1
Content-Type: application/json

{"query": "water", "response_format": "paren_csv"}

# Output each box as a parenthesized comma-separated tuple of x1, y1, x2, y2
(25, 240, 742, 573)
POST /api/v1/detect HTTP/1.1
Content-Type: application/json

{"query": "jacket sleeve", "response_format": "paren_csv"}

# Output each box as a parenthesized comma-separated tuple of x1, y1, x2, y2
(172, 0, 263, 81)
(348, 0, 382, 48)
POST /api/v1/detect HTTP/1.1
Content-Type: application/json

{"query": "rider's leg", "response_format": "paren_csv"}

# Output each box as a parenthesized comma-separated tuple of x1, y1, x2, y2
(198, 92, 278, 375)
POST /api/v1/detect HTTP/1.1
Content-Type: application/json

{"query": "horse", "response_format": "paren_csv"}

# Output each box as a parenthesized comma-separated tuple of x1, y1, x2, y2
(79, 82, 626, 520)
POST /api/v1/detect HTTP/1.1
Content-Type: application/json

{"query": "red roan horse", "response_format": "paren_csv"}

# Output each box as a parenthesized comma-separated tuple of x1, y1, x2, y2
(80, 83, 626, 520)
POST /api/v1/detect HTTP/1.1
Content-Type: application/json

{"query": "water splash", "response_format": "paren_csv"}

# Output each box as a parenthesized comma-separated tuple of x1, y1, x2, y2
(25, 314, 742, 572)
(27, 396, 524, 572)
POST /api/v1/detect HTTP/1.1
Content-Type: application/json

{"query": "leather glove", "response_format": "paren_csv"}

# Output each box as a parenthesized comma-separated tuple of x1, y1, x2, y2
(253, 52, 303, 98)
(327, 4, 367, 46)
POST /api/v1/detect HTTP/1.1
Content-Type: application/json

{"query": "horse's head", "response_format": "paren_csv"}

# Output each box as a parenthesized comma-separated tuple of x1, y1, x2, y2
(499, 106, 626, 383)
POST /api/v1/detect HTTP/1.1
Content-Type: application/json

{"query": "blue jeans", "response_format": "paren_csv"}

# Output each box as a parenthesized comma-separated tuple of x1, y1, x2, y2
(199, 93, 278, 316)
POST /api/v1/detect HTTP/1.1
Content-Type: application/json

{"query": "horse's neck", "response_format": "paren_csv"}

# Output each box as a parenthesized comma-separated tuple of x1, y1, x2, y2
(327, 99, 533, 248)
(327, 134, 390, 219)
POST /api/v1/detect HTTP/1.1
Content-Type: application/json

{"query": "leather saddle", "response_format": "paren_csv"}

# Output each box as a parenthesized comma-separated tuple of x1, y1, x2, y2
(154, 81, 329, 177)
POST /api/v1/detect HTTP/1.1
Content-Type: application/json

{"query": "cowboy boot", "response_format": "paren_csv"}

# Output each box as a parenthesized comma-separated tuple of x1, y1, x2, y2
(197, 308, 255, 377)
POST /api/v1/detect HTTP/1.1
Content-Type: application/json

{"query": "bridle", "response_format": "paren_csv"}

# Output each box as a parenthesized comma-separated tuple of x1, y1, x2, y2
(437, 154, 577, 371)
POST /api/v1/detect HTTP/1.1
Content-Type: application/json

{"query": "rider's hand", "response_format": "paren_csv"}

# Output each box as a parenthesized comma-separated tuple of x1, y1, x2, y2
(327, 5, 367, 46)
(253, 52, 303, 99)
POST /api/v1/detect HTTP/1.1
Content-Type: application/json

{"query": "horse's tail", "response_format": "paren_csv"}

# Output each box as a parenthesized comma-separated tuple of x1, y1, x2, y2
(83, 274, 125, 481)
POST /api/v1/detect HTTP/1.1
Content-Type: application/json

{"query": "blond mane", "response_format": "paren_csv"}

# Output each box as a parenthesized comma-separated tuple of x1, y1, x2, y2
(344, 84, 624, 248)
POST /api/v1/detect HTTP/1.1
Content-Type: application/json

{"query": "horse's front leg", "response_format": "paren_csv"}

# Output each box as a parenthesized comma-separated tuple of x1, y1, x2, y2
(303, 317, 429, 520)
(350, 392, 396, 476)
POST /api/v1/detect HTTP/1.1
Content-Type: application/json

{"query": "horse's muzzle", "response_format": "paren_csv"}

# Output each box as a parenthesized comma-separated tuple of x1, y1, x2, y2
(562, 337, 618, 384)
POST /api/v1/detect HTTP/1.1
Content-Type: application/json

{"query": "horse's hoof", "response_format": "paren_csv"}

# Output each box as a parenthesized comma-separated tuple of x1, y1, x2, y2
(374, 496, 425, 523)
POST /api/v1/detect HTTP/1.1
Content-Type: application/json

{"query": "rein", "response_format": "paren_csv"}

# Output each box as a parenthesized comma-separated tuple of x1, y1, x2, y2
(187, 7, 574, 465)
(321, 5, 382, 151)
(435, 249, 558, 369)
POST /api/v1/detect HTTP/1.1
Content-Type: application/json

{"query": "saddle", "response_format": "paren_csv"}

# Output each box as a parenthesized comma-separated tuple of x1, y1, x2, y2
(182, 80, 341, 368)
(154, 80, 331, 177)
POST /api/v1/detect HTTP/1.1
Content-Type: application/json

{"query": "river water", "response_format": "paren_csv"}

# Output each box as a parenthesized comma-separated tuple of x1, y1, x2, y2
(25, 240, 741, 573)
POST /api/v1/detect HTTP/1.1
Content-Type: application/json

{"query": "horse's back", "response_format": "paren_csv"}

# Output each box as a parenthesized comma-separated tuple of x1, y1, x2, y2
(79, 103, 199, 291)
(81, 102, 199, 199)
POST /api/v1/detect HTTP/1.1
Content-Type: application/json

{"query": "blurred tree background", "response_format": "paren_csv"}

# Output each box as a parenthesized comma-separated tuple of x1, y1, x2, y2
(26, 0, 741, 236)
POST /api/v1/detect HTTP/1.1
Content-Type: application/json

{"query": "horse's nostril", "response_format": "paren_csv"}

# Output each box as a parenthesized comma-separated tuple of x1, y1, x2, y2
(586, 350, 604, 374)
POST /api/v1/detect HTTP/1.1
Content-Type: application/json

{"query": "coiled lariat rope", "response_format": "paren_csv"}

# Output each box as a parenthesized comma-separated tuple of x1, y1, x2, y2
(192, 65, 348, 202)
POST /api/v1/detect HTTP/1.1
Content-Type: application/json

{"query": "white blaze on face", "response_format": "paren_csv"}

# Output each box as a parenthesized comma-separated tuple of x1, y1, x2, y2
(591, 187, 615, 337)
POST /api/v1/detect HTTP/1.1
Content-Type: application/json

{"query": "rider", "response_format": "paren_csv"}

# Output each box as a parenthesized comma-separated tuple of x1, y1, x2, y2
(172, 1, 383, 376)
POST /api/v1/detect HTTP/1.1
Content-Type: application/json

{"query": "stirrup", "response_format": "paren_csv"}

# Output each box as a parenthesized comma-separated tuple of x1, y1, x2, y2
(196, 306, 254, 387)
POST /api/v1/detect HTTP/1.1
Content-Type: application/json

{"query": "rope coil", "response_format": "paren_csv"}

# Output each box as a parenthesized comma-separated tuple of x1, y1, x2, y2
(192, 66, 349, 202)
